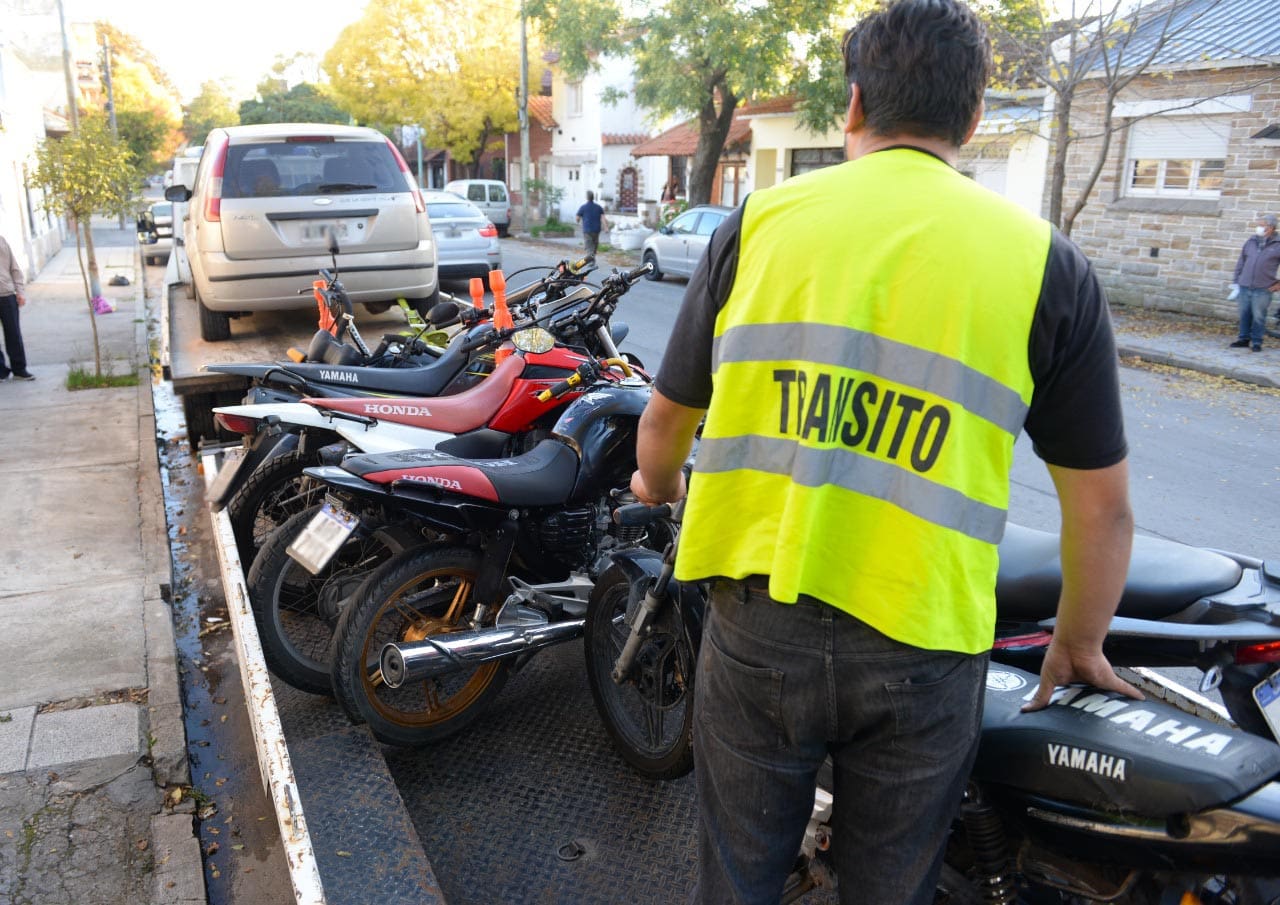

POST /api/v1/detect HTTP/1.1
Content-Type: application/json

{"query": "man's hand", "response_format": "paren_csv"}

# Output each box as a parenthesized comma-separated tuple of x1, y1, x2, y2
(16, 292, 24, 307)
(1020, 636, 1143, 712)
(630, 468, 686, 506)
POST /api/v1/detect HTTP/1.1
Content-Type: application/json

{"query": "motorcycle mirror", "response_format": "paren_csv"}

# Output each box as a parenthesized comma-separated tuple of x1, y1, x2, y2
(428, 300, 461, 327)
(511, 327, 554, 354)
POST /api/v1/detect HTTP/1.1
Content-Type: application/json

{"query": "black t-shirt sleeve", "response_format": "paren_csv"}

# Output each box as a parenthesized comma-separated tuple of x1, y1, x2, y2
(653, 206, 744, 409)
(1024, 231, 1128, 469)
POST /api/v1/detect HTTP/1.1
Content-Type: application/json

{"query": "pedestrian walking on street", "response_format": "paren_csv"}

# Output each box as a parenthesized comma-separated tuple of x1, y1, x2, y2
(0, 231, 33, 381)
(628, 1, 1140, 902)
(576, 191, 606, 256)
(1229, 213, 1280, 352)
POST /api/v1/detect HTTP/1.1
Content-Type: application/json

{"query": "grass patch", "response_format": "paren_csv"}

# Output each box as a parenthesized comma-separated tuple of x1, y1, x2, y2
(530, 220, 575, 238)
(66, 364, 140, 390)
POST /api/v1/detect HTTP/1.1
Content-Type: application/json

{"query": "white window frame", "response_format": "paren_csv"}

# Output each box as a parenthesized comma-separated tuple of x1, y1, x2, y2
(1122, 112, 1230, 200)
(568, 81, 584, 117)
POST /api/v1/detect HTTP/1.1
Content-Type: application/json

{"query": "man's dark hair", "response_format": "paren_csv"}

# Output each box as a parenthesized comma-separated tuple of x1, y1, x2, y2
(843, 0, 992, 146)
(586, 190, 595, 202)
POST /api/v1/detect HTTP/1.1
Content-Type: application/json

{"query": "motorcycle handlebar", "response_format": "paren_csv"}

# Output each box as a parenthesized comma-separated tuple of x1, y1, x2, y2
(612, 502, 673, 527)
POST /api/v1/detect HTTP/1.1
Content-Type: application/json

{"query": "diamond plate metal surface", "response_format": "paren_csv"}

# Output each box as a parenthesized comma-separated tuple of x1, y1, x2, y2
(272, 640, 836, 904)
(291, 725, 445, 905)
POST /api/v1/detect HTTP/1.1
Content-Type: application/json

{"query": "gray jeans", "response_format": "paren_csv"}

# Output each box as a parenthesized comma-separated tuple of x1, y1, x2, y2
(692, 581, 988, 905)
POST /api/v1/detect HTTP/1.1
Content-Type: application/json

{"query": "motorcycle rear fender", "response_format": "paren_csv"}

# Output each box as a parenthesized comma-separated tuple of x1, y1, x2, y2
(606, 549, 705, 649)
(301, 466, 494, 536)
(206, 425, 299, 511)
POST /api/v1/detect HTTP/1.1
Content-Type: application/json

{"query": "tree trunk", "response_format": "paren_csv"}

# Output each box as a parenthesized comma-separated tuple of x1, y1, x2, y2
(73, 220, 102, 378)
(1048, 87, 1073, 234)
(687, 83, 738, 207)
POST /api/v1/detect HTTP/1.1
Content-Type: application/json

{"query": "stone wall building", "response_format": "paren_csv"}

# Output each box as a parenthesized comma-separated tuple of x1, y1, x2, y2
(1050, 0, 1280, 320)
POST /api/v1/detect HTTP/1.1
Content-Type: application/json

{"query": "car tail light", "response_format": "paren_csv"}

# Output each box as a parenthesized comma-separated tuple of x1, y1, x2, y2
(204, 133, 230, 222)
(214, 412, 258, 435)
(992, 631, 1053, 650)
(384, 138, 425, 214)
(1235, 641, 1280, 664)
(479, 223, 498, 238)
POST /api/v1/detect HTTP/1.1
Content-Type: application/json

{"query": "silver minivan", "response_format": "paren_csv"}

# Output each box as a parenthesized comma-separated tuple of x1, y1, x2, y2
(443, 179, 511, 237)
(167, 124, 437, 341)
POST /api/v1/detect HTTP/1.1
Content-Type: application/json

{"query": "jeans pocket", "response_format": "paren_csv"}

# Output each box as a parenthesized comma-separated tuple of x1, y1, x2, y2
(699, 629, 787, 755)
(886, 654, 984, 765)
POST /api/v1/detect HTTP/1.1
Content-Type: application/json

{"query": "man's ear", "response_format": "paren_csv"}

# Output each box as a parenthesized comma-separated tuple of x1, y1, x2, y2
(844, 83, 865, 135)
(961, 99, 985, 146)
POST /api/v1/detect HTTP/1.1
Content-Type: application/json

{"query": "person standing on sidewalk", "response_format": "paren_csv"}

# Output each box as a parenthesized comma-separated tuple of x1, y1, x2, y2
(575, 191, 606, 256)
(628, 1, 1139, 901)
(0, 232, 34, 381)
(1229, 213, 1280, 352)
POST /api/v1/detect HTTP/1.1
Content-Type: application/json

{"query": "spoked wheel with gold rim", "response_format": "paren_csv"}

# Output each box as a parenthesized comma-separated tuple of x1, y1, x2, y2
(329, 545, 510, 746)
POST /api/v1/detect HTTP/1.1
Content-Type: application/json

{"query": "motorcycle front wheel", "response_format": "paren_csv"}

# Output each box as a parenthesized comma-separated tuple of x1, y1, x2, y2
(329, 545, 510, 746)
(246, 505, 410, 695)
(584, 563, 696, 780)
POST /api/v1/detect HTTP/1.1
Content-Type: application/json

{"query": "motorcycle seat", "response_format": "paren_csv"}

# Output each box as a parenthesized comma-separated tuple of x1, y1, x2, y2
(285, 327, 480, 397)
(304, 354, 526, 434)
(996, 523, 1242, 621)
(343, 438, 580, 508)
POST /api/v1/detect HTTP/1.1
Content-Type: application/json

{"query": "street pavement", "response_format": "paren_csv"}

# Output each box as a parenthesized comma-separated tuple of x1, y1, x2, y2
(0, 224, 204, 905)
(0, 224, 1276, 905)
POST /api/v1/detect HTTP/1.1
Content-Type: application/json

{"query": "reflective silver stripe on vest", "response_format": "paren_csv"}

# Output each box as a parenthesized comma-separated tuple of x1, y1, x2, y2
(696, 434, 1008, 544)
(712, 322, 1028, 436)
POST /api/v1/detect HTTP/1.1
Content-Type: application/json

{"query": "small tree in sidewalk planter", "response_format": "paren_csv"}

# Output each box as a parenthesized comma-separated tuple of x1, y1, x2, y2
(31, 116, 139, 382)
(524, 178, 575, 237)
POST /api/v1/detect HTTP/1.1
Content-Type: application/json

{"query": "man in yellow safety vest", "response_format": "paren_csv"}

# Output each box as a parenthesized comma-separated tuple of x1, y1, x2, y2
(630, 0, 1141, 901)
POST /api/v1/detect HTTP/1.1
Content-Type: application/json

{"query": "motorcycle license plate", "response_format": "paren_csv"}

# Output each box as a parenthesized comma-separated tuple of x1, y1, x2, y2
(1253, 669, 1280, 744)
(286, 502, 358, 575)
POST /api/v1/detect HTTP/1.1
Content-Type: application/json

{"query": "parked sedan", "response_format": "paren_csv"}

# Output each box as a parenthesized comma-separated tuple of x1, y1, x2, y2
(641, 204, 732, 281)
(423, 190, 502, 285)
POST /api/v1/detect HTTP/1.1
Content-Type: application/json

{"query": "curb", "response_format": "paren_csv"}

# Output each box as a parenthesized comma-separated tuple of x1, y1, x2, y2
(133, 245, 207, 905)
(1115, 341, 1280, 390)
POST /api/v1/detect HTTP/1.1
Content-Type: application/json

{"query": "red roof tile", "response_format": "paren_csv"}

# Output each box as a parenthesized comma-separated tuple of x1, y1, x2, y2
(632, 114, 751, 158)
(528, 95, 557, 129)
(602, 133, 650, 146)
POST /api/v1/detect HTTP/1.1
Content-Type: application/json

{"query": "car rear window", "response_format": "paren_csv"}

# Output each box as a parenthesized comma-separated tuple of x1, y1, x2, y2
(465, 185, 486, 203)
(488, 186, 507, 203)
(223, 140, 404, 199)
(427, 202, 483, 219)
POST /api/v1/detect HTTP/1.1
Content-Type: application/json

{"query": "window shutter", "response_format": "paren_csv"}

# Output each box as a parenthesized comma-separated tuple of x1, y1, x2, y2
(1128, 116, 1230, 159)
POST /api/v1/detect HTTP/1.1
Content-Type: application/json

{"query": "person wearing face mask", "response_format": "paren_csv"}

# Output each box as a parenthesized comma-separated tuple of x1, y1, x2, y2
(1229, 213, 1280, 352)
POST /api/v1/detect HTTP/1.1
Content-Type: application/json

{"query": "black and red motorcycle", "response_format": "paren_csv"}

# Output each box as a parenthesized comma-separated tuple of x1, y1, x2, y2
(280, 351, 663, 743)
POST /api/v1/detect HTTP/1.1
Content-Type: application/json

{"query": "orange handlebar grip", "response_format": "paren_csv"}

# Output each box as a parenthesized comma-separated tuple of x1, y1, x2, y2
(469, 277, 485, 309)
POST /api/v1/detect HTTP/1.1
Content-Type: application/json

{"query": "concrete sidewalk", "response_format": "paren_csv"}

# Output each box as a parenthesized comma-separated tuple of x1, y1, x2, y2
(0, 228, 204, 905)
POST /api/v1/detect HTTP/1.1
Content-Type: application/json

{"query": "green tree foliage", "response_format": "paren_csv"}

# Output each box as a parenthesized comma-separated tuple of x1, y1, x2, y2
(323, 0, 520, 176)
(95, 22, 184, 170)
(529, 0, 850, 205)
(30, 117, 138, 377)
(183, 81, 239, 146)
(239, 82, 350, 125)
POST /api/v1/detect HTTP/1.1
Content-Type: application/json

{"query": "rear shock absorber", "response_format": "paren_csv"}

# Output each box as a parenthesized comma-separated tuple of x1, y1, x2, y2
(960, 785, 1018, 905)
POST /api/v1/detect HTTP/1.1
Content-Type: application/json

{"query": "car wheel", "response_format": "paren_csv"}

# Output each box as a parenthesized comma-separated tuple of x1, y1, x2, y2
(411, 287, 441, 320)
(197, 291, 231, 342)
(497, 224, 509, 238)
(642, 250, 663, 281)
(363, 302, 392, 315)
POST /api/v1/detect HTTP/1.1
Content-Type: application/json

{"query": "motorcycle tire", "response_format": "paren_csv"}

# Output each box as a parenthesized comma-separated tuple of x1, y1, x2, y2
(584, 563, 696, 780)
(246, 505, 410, 695)
(227, 449, 322, 573)
(329, 545, 511, 746)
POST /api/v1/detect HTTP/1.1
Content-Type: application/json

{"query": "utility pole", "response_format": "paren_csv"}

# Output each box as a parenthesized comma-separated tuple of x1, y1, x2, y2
(56, 0, 79, 130)
(102, 35, 125, 227)
(518, 3, 531, 235)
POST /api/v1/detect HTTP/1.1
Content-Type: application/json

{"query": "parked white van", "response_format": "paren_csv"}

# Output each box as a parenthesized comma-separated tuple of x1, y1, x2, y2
(443, 179, 512, 236)
(166, 124, 438, 341)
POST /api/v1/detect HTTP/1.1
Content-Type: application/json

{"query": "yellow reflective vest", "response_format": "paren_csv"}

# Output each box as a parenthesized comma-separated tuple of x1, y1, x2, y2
(675, 149, 1052, 654)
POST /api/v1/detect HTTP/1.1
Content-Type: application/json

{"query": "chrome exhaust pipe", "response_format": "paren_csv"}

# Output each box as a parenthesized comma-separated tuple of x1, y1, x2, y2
(380, 602, 584, 688)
